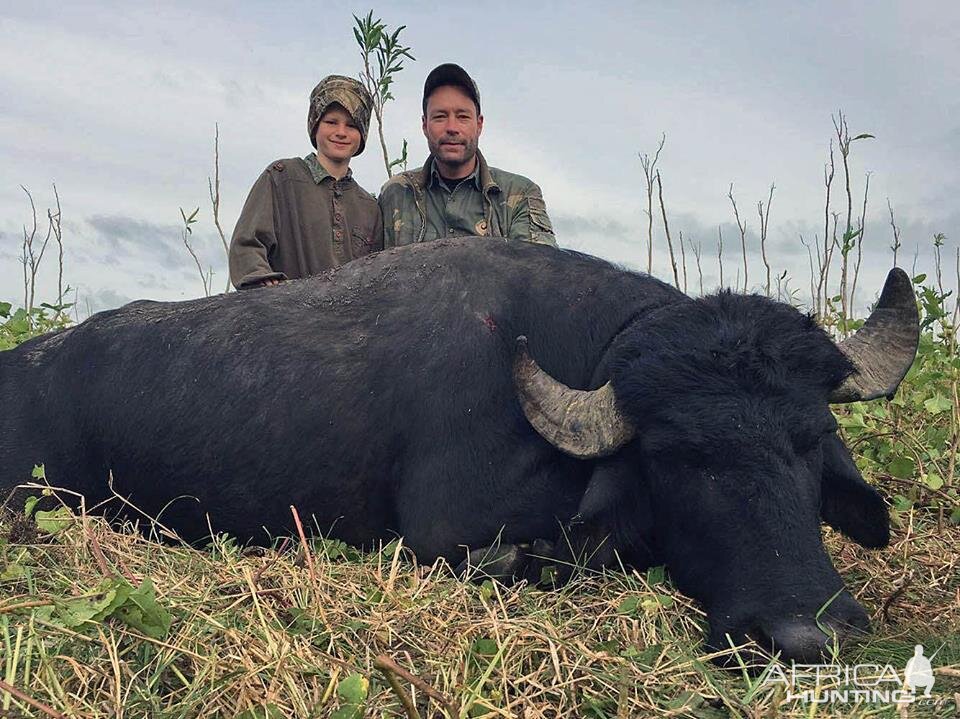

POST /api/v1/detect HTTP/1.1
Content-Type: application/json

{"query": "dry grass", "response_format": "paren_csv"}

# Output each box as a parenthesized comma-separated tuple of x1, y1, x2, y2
(1, 481, 958, 719)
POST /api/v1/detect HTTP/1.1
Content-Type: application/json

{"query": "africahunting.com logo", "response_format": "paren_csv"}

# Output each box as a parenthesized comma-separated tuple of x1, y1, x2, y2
(762, 644, 939, 705)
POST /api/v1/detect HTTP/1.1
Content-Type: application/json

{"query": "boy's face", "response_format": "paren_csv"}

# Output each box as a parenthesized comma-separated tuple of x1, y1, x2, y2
(315, 104, 362, 164)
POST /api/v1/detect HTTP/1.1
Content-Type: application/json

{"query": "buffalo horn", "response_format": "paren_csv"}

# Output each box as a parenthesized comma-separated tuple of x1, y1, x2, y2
(513, 336, 635, 458)
(830, 267, 919, 403)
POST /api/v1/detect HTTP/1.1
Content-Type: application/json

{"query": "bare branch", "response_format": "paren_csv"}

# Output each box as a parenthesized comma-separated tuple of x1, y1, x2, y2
(728, 183, 748, 292)
(20, 185, 38, 313)
(758, 182, 775, 297)
(799, 234, 816, 313)
(49, 183, 64, 312)
(850, 172, 870, 316)
(717, 225, 724, 288)
(678, 230, 688, 294)
(180, 207, 210, 297)
(656, 170, 679, 289)
(638, 134, 666, 274)
(816, 140, 836, 318)
(693, 240, 704, 295)
(208, 122, 231, 293)
(887, 198, 902, 267)
(833, 110, 854, 327)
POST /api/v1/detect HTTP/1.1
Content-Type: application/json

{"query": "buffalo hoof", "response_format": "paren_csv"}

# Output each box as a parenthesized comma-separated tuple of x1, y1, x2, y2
(456, 543, 527, 583)
(455, 539, 559, 585)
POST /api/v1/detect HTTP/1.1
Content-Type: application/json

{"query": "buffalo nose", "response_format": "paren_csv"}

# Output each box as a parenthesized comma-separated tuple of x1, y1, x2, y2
(761, 609, 869, 663)
(760, 619, 837, 663)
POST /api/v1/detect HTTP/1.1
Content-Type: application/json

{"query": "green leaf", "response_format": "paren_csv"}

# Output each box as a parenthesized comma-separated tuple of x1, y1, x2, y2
(892, 494, 913, 511)
(90, 579, 133, 621)
(629, 643, 663, 668)
(641, 594, 674, 614)
(950, 507, 960, 525)
(330, 673, 368, 719)
(538, 564, 557, 585)
(31, 464, 46, 479)
(0, 562, 26, 581)
(1, 547, 30, 581)
(52, 580, 130, 629)
(886, 455, 916, 480)
(114, 577, 172, 639)
(35, 507, 73, 534)
(850, 133, 875, 141)
(924, 473, 944, 491)
(378, 538, 401, 559)
(838, 412, 866, 429)
(913, 273, 928, 284)
(646, 565, 666, 586)
(311, 537, 362, 562)
(282, 606, 322, 635)
(23, 496, 39, 518)
(0, 301, 11, 317)
(472, 638, 499, 657)
(923, 394, 953, 414)
(234, 705, 284, 719)
(618, 596, 640, 615)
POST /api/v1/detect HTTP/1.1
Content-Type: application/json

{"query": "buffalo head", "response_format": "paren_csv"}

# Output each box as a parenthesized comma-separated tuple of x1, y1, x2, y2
(514, 268, 918, 663)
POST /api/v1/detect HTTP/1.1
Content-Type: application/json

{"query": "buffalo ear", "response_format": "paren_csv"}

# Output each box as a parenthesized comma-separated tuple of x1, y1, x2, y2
(577, 463, 624, 522)
(568, 456, 653, 573)
(577, 456, 652, 534)
(820, 433, 890, 548)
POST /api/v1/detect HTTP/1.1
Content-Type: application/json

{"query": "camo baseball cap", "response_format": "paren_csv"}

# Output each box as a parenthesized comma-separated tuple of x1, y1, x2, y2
(422, 63, 480, 115)
(308, 75, 373, 156)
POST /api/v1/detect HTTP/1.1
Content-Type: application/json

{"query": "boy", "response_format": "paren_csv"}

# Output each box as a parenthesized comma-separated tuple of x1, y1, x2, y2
(230, 75, 383, 289)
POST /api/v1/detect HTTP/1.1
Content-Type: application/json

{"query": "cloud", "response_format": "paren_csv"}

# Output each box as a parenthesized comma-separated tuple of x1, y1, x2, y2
(78, 287, 135, 317)
(85, 215, 187, 269)
(83, 214, 226, 272)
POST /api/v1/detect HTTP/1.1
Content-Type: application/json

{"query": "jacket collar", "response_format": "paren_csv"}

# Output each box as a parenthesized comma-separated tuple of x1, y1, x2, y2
(415, 150, 498, 195)
(303, 153, 352, 184)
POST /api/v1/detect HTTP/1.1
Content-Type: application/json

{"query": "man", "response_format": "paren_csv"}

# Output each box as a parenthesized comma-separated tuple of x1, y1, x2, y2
(379, 63, 556, 247)
(229, 75, 383, 290)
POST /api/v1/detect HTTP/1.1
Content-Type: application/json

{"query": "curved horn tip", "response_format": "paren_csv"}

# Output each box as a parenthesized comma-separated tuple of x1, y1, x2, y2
(880, 267, 915, 305)
(829, 266, 920, 404)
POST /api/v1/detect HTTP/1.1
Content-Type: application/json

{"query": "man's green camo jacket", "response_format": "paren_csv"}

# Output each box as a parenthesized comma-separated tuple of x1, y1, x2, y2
(378, 150, 556, 247)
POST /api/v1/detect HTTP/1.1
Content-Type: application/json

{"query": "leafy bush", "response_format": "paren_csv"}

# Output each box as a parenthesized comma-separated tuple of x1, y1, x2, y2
(0, 300, 72, 350)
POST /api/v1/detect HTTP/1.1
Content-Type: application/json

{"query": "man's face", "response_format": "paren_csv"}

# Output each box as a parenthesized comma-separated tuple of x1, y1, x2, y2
(422, 85, 483, 174)
(315, 105, 362, 165)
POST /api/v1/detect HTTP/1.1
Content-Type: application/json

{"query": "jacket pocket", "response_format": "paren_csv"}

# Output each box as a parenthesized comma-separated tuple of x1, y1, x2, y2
(527, 195, 553, 234)
(350, 227, 376, 257)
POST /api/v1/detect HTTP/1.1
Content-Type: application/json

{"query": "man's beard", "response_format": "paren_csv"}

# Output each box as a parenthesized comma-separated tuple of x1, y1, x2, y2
(431, 137, 478, 171)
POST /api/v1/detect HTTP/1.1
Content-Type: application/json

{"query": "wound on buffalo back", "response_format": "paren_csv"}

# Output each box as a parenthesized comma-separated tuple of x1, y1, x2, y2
(478, 313, 497, 333)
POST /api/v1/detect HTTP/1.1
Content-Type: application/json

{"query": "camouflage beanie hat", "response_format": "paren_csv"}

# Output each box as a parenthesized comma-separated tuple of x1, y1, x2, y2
(308, 75, 374, 156)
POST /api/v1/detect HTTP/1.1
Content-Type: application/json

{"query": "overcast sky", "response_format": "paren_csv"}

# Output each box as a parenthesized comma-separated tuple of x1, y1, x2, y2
(2, 1, 958, 316)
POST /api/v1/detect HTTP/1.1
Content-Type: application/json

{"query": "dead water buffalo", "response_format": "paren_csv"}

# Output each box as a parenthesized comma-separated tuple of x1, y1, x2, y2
(0, 237, 918, 661)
